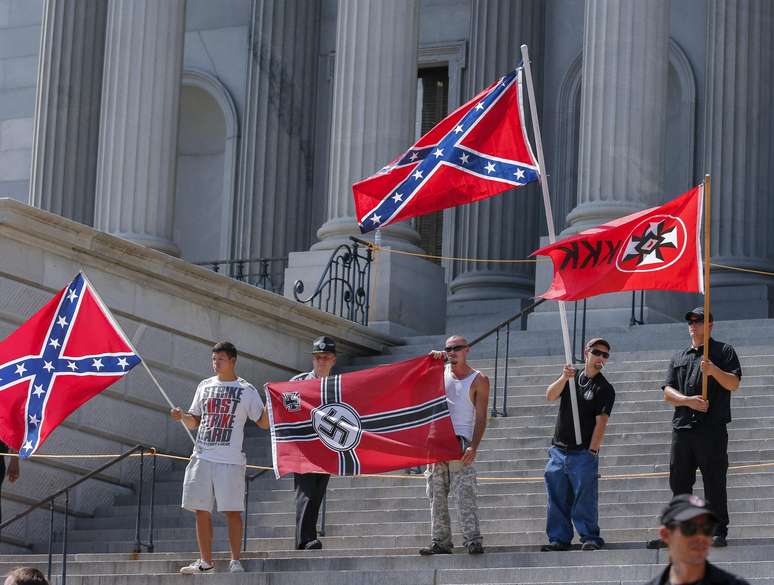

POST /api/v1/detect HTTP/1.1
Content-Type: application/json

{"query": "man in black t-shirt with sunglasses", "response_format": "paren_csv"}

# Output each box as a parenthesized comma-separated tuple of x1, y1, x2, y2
(541, 337, 615, 552)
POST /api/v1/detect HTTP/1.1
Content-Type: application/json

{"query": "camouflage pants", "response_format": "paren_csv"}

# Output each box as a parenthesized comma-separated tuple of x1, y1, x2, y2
(425, 461, 482, 547)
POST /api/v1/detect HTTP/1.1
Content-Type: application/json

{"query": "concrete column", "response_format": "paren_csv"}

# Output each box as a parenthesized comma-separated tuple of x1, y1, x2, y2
(312, 0, 422, 253)
(234, 0, 320, 260)
(29, 0, 107, 226)
(447, 0, 545, 302)
(703, 0, 774, 318)
(94, 0, 186, 256)
(567, 0, 671, 231)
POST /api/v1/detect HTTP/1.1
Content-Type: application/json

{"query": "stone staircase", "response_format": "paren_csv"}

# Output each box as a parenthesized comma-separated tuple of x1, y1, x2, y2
(1, 320, 774, 583)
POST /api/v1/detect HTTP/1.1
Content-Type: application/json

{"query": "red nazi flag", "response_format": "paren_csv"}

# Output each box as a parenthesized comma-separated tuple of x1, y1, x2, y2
(266, 356, 461, 478)
(533, 185, 704, 301)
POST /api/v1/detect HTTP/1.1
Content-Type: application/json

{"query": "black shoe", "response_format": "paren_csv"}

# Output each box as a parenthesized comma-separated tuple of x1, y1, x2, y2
(419, 542, 453, 556)
(467, 542, 484, 554)
(540, 541, 571, 552)
(712, 535, 728, 548)
(646, 538, 667, 549)
(581, 541, 602, 551)
(302, 539, 323, 550)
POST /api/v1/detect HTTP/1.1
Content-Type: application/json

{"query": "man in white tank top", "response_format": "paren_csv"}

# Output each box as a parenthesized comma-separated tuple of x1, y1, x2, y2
(419, 335, 490, 555)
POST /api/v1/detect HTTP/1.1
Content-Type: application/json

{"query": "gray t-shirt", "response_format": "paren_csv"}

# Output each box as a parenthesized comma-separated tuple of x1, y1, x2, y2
(189, 376, 264, 465)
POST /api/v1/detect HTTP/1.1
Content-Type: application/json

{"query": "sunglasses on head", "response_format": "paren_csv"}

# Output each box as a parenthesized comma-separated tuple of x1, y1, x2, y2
(444, 344, 468, 353)
(669, 519, 717, 537)
(589, 348, 609, 359)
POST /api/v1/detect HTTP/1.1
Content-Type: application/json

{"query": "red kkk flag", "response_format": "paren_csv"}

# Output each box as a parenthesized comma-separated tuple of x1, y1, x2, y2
(353, 67, 539, 233)
(533, 185, 704, 300)
(266, 356, 461, 477)
(0, 273, 140, 457)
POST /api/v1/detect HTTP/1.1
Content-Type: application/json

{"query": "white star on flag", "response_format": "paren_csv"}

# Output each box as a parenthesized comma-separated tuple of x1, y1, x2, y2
(412, 170, 423, 180)
(92, 358, 104, 371)
(42, 361, 54, 373)
(32, 385, 45, 398)
(453, 125, 463, 134)
(409, 152, 419, 161)
(29, 414, 39, 426)
(56, 315, 68, 328)
(48, 338, 60, 349)
(432, 148, 444, 158)
(67, 361, 78, 371)
(459, 153, 470, 165)
(67, 288, 78, 303)
(22, 441, 33, 452)
(485, 162, 496, 174)
(391, 193, 403, 203)
(117, 357, 129, 369)
(370, 214, 381, 224)
(475, 102, 484, 111)
(15, 363, 26, 376)
(514, 168, 525, 180)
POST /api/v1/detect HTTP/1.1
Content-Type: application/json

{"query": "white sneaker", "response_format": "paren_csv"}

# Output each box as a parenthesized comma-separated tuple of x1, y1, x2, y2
(179, 559, 214, 574)
(229, 559, 245, 573)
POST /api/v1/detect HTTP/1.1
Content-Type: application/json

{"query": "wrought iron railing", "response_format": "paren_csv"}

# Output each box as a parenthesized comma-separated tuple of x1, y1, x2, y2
(194, 257, 288, 294)
(293, 237, 373, 326)
(468, 297, 546, 417)
(0, 445, 157, 585)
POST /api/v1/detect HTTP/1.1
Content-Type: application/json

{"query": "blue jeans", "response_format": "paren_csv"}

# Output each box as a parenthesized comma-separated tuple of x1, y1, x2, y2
(544, 446, 603, 545)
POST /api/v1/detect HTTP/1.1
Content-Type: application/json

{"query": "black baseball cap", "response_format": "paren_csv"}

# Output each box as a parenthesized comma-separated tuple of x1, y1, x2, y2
(585, 337, 611, 351)
(311, 336, 336, 354)
(685, 306, 713, 322)
(660, 494, 718, 525)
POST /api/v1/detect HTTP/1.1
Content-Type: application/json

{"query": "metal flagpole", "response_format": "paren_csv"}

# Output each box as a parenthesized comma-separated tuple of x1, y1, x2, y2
(520, 44, 582, 445)
(79, 272, 196, 445)
(701, 174, 711, 400)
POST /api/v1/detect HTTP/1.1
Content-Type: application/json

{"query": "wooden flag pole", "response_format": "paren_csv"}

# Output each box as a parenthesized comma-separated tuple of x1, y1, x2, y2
(701, 174, 711, 400)
(521, 44, 582, 445)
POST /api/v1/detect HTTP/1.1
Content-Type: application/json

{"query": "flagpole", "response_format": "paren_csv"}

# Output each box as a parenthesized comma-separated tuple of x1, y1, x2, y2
(79, 272, 196, 445)
(701, 174, 711, 400)
(521, 44, 582, 446)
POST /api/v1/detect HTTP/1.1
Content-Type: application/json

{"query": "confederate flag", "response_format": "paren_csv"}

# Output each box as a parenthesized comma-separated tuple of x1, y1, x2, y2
(266, 356, 461, 477)
(533, 185, 704, 301)
(0, 273, 140, 457)
(353, 67, 539, 233)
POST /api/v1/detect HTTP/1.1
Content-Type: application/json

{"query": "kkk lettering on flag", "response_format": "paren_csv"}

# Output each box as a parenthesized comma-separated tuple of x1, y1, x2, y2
(533, 185, 704, 300)
(266, 356, 461, 477)
(0, 273, 140, 457)
(353, 67, 539, 233)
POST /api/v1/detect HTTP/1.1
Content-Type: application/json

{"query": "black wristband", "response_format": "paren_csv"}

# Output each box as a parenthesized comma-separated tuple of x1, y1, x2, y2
(589, 448, 598, 455)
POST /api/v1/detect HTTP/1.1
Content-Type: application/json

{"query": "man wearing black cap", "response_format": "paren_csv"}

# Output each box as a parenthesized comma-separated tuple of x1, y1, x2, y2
(288, 336, 337, 550)
(644, 494, 750, 584)
(541, 337, 615, 552)
(648, 308, 742, 549)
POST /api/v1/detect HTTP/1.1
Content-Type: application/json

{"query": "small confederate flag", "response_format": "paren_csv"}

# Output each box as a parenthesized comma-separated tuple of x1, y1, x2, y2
(533, 185, 704, 301)
(0, 274, 140, 457)
(353, 67, 539, 233)
(266, 356, 461, 477)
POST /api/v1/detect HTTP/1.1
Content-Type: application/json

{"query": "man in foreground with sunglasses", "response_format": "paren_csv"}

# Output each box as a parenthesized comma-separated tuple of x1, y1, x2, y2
(541, 337, 615, 552)
(644, 494, 750, 584)
(647, 307, 742, 550)
(420, 335, 489, 556)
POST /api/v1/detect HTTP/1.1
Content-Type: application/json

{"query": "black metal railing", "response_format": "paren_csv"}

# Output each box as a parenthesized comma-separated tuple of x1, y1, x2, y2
(630, 290, 645, 326)
(242, 469, 268, 551)
(194, 257, 288, 294)
(0, 445, 157, 585)
(468, 297, 546, 417)
(293, 237, 373, 326)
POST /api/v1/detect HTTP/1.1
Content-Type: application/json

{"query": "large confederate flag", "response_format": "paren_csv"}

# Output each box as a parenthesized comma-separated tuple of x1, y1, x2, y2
(353, 67, 539, 233)
(533, 185, 704, 301)
(0, 273, 140, 457)
(266, 356, 461, 478)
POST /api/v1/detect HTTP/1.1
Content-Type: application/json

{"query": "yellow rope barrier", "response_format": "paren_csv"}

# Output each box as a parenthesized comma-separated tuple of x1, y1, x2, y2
(361, 242, 774, 278)
(11, 450, 774, 481)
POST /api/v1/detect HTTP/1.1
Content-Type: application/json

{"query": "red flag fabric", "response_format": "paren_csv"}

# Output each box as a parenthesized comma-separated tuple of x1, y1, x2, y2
(353, 67, 539, 233)
(0, 273, 140, 457)
(266, 356, 461, 477)
(533, 185, 704, 301)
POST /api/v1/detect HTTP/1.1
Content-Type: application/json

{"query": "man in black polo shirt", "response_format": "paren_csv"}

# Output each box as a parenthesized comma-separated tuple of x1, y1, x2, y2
(541, 337, 615, 552)
(643, 494, 750, 585)
(647, 307, 741, 549)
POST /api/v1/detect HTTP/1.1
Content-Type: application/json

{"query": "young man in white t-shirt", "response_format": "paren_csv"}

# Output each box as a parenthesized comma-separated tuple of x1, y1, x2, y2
(171, 341, 268, 574)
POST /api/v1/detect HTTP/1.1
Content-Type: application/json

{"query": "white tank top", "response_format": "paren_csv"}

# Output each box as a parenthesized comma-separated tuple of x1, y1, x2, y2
(444, 364, 479, 441)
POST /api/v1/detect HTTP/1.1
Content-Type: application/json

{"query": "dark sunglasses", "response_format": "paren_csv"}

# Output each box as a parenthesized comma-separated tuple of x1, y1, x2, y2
(687, 318, 704, 324)
(589, 348, 610, 359)
(669, 519, 717, 537)
(444, 344, 468, 353)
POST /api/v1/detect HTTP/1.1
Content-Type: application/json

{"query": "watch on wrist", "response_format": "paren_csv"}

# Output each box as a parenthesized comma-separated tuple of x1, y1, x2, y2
(589, 448, 599, 455)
